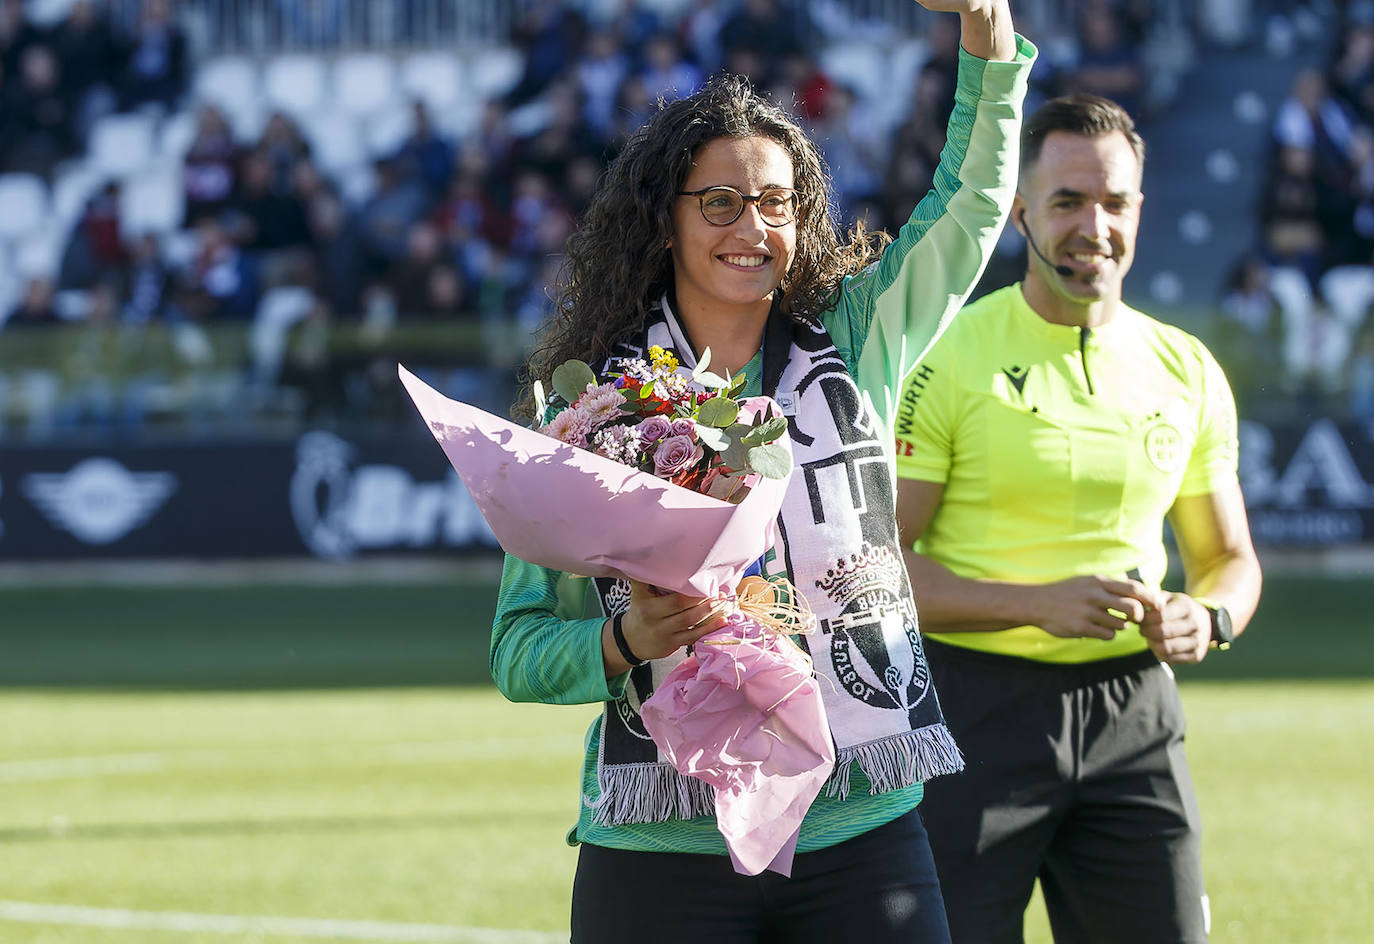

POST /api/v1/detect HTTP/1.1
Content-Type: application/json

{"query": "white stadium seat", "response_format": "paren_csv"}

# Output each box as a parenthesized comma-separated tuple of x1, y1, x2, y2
(87, 113, 158, 179)
(194, 55, 259, 115)
(158, 110, 199, 161)
(304, 109, 368, 175)
(0, 174, 49, 242)
(51, 162, 107, 227)
(465, 46, 523, 101)
(13, 222, 67, 280)
(120, 166, 187, 237)
(400, 51, 464, 113)
(332, 53, 399, 118)
(263, 54, 327, 118)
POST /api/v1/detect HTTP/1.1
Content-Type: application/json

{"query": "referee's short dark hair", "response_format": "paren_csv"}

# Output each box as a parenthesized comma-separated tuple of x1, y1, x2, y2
(1020, 94, 1145, 173)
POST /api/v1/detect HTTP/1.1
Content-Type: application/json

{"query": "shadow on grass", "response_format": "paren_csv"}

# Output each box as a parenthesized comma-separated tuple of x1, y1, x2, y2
(2, 575, 1369, 689)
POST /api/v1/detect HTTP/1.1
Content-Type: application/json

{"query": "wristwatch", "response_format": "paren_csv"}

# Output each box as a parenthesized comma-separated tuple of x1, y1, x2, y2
(1200, 601, 1234, 650)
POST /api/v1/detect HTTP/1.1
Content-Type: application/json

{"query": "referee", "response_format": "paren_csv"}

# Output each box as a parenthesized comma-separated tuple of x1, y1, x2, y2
(895, 94, 1262, 943)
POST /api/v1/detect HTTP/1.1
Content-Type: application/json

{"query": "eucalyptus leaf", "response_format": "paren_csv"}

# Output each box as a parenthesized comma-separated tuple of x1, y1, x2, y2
(694, 424, 729, 451)
(697, 396, 739, 428)
(551, 360, 597, 403)
(727, 372, 748, 397)
(720, 438, 750, 471)
(742, 416, 788, 446)
(747, 442, 792, 478)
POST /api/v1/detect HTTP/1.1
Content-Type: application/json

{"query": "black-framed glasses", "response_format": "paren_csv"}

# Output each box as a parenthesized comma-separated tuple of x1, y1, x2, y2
(677, 186, 801, 227)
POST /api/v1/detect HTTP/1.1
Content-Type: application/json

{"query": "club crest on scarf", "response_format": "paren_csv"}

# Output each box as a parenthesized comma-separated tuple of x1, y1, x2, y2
(816, 544, 931, 713)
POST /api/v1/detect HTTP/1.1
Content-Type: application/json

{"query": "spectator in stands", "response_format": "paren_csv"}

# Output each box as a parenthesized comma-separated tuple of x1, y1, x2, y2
(505, 0, 587, 107)
(5, 42, 76, 177)
(1273, 68, 1357, 189)
(58, 181, 129, 291)
(176, 215, 257, 320)
(1060, 2, 1145, 118)
(0, 0, 45, 80)
(813, 82, 883, 211)
(637, 32, 701, 103)
(256, 111, 312, 193)
(719, 0, 807, 90)
(577, 30, 629, 136)
(118, 0, 186, 112)
(54, 0, 122, 139)
(385, 220, 454, 317)
(680, 0, 727, 75)
(229, 148, 313, 285)
(356, 156, 430, 276)
(1259, 144, 1340, 284)
(304, 186, 362, 317)
(390, 100, 454, 198)
(122, 233, 174, 324)
(1328, 20, 1374, 122)
(5, 277, 61, 329)
(510, 79, 602, 188)
(1216, 253, 1287, 411)
(183, 104, 239, 226)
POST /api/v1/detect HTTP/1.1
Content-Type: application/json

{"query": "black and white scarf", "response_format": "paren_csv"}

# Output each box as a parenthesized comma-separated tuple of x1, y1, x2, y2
(587, 299, 962, 827)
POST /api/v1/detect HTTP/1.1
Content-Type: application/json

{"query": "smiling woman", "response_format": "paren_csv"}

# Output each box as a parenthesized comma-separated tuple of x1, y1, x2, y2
(493, 2, 1036, 941)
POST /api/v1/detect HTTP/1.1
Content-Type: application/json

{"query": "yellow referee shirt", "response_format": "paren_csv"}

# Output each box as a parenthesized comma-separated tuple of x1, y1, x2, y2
(895, 283, 1239, 663)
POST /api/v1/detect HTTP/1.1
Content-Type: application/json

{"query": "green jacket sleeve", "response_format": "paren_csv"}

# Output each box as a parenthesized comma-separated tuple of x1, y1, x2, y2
(490, 553, 627, 705)
(824, 36, 1036, 411)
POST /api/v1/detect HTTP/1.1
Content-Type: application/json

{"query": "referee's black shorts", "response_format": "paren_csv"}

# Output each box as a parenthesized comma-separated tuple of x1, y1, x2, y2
(920, 638, 1209, 944)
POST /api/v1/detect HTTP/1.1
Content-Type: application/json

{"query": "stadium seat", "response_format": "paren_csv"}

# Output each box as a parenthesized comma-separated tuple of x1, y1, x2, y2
(88, 113, 158, 179)
(263, 54, 327, 118)
(364, 106, 413, 160)
(303, 109, 368, 175)
(158, 110, 199, 161)
(400, 51, 464, 113)
(12, 222, 66, 279)
(332, 53, 399, 118)
(51, 163, 106, 227)
(193, 55, 259, 112)
(465, 45, 523, 101)
(0, 174, 49, 242)
(120, 166, 187, 237)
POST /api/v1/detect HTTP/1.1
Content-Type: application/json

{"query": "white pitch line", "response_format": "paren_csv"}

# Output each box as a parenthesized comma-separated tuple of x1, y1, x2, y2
(0, 901, 564, 944)
(0, 752, 166, 782)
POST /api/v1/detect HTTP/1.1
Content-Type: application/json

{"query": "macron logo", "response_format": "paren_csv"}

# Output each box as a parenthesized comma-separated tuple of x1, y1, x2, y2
(1001, 365, 1028, 396)
(22, 458, 177, 545)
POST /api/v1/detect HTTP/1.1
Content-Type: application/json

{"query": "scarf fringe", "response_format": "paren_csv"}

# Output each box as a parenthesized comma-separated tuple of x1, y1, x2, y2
(824, 724, 965, 800)
(588, 762, 716, 827)
(590, 724, 964, 826)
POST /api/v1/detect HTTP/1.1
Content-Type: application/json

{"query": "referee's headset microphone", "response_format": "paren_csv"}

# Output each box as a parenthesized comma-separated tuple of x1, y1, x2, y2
(1019, 211, 1074, 278)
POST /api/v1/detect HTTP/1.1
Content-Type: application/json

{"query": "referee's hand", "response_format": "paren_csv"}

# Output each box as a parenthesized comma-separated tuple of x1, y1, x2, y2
(1138, 592, 1212, 665)
(1030, 575, 1164, 641)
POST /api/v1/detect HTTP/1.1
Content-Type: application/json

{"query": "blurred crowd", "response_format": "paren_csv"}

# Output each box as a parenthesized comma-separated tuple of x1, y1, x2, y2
(1215, 1, 1374, 423)
(0, 0, 1363, 439)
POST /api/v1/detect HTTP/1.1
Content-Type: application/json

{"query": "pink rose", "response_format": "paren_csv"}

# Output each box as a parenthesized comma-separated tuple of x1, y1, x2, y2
(637, 415, 671, 442)
(652, 434, 703, 477)
(669, 417, 697, 438)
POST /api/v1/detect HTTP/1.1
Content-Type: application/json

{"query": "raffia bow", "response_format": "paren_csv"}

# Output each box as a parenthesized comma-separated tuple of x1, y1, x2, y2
(698, 575, 816, 644)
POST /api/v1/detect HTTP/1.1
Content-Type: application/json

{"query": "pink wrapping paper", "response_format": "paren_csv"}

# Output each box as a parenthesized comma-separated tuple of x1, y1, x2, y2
(639, 615, 835, 877)
(398, 365, 786, 598)
(399, 365, 833, 876)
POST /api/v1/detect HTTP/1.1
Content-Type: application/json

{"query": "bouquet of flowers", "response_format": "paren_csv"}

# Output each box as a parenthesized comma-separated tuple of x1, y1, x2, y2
(399, 360, 834, 877)
(533, 345, 791, 504)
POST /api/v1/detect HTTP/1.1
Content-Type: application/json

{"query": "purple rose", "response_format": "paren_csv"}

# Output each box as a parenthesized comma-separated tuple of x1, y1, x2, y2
(637, 415, 671, 442)
(669, 417, 697, 438)
(652, 434, 704, 477)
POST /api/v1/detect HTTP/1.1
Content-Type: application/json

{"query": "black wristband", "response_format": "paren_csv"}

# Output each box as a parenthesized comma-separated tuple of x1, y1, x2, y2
(611, 613, 648, 667)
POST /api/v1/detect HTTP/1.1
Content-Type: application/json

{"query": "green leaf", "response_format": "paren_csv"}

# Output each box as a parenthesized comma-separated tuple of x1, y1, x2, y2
(747, 443, 792, 478)
(720, 438, 750, 471)
(697, 397, 739, 428)
(742, 416, 788, 446)
(694, 424, 729, 450)
(727, 372, 748, 397)
(639, 381, 656, 399)
(552, 360, 597, 403)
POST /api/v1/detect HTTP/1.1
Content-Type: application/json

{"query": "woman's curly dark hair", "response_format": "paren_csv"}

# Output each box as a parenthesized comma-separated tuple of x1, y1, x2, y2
(515, 74, 890, 419)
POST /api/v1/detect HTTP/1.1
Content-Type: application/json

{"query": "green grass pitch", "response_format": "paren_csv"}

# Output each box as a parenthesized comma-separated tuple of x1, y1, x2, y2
(0, 570, 1370, 942)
